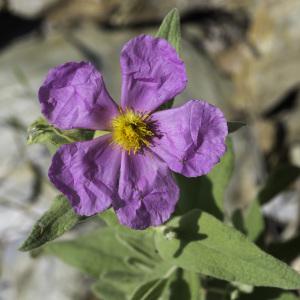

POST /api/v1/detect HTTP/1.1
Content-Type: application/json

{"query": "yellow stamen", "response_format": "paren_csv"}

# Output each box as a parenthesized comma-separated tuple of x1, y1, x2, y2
(111, 109, 154, 154)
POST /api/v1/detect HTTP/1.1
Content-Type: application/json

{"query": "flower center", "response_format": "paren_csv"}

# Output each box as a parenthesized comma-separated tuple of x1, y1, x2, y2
(111, 109, 154, 153)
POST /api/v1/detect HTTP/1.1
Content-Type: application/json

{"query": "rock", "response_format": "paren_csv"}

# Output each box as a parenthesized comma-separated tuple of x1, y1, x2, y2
(46, 0, 253, 27)
(217, 0, 300, 115)
(7, 0, 60, 18)
(283, 91, 300, 146)
(0, 19, 234, 119)
(225, 126, 265, 213)
(1, 241, 90, 300)
(290, 143, 300, 167)
(0, 31, 81, 125)
(291, 256, 300, 274)
(252, 119, 276, 154)
(263, 191, 299, 225)
(179, 38, 234, 116)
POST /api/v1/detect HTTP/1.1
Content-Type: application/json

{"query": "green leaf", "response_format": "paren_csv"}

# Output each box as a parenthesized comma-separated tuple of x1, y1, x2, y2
(155, 210, 300, 289)
(44, 228, 133, 277)
(43, 226, 171, 281)
(100, 211, 162, 262)
(207, 137, 234, 213)
(156, 8, 181, 110)
(228, 121, 246, 134)
(243, 199, 265, 241)
(231, 209, 247, 235)
(176, 138, 234, 219)
(102, 270, 145, 289)
(131, 279, 160, 300)
(91, 249, 172, 299)
(116, 228, 160, 263)
(164, 269, 188, 300)
(27, 117, 95, 152)
(156, 8, 181, 52)
(167, 269, 203, 300)
(92, 280, 126, 300)
(19, 195, 83, 251)
(130, 278, 169, 300)
(99, 208, 120, 227)
(95, 262, 172, 299)
(95, 270, 151, 300)
(272, 293, 300, 300)
(185, 271, 204, 300)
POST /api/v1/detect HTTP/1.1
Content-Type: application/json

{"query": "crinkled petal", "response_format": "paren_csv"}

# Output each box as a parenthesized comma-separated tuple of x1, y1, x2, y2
(39, 61, 118, 130)
(49, 135, 121, 216)
(120, 34, 187, 112)
(151, 100, 228, 177)
(114, 151, 179, 229)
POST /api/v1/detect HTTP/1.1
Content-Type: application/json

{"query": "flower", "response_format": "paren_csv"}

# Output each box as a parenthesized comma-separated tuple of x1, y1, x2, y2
(39, 34, 228, 229)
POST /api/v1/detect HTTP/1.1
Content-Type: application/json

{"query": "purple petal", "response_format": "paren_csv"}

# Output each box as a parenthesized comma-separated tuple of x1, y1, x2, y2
(120, 35, 187, 112)
(114, 151, 179, 229)
(151, 100, 228, 177)
(39, 61, 118, 130)
(49, 135, 121, 216)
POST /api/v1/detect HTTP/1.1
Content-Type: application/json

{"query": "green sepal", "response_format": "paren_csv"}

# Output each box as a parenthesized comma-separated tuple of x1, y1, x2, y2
(27, 117, 94, 152)
(228, 121, 246, 134)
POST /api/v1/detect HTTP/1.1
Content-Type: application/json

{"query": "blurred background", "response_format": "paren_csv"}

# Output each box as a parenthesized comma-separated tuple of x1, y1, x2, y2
(0, 0, 299, 299)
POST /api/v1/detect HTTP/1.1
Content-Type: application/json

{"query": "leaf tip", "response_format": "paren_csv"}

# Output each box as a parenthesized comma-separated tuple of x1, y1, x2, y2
(228, 121, 247, 134)
(168, 7, 179, 15)
(18, 242, 30, 252)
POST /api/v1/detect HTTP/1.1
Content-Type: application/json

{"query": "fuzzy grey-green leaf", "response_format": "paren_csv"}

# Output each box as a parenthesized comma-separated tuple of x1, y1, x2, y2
(19, 195, 83, 251)
(272, 293, 300, 300)
(92, 280, 126, 300)
(44, 228, 133, 277)
(186, 271, 204, 300)
(156, 8, 181, 52)
(156, 8, 181, 110)
(130, 278, 168, 300)
(155, 210, 300, 289)
(165, 270, 203, 300)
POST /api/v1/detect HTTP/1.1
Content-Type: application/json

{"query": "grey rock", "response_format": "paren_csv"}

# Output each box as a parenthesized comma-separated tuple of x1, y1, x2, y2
(46, 0, 254, 26)
(263, 191, 299, 225)
(1, 241, 89, 300)
(290, 143, 300, 167)
(7, 0, 60, 18)
(218, 0, 300, 115)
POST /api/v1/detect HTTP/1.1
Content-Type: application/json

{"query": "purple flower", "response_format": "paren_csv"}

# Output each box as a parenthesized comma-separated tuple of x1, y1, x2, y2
(39, 34, 228, 229)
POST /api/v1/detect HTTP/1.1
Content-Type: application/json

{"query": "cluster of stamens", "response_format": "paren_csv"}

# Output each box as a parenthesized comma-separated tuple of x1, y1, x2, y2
(111, 109, 154, 154)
